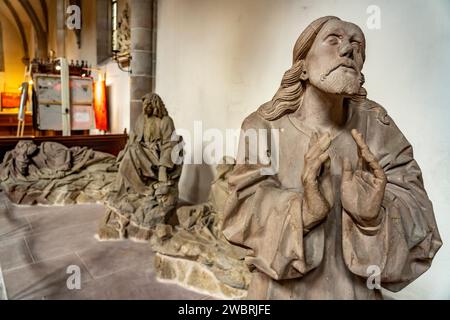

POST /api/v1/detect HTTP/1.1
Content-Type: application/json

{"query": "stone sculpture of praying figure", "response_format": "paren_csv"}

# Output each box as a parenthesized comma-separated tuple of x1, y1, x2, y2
(97, 93, 182, 241)
(222, 16, 442, 299)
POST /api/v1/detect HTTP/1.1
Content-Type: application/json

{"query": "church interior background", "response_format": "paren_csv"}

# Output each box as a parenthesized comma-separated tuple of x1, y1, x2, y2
(0, 0, 449, 300)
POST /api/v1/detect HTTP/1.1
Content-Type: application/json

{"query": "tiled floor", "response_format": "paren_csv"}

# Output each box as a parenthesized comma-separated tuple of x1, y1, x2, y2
(0, 191, 212, 300)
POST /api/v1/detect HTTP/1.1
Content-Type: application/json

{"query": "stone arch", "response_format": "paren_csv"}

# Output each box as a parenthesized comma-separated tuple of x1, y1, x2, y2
(3, 0, 30, 65)
(17, 0, 48, 59)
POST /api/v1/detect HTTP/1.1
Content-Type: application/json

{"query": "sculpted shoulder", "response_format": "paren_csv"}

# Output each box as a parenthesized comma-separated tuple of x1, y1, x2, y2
(351, 98, 414, 163)
(241, 102, 273, 131)
(352, 98, 391, 126)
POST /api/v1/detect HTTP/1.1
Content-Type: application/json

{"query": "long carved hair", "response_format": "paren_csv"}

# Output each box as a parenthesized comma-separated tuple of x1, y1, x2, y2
(258, 16, 367, 121)
(142, 93, 168, 118)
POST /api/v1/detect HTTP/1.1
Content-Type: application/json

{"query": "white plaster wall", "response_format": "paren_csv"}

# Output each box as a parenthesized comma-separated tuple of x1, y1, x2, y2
(156, 0, 450, 299)
(102, 61, 130, 134)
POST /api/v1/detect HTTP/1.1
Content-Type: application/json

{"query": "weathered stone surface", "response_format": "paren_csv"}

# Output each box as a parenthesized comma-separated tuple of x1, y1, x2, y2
(131, 51, 153, 76)
(221, 16, 442, 300)
(129, 0, 154, 30)
(0, 141, 117, 205)
(97, 93, 182, 242)
(131, 28, 152, 52)
(155, 253, 247, 300)
(152, 157, 251, 298)
(130, 76, 152, 100)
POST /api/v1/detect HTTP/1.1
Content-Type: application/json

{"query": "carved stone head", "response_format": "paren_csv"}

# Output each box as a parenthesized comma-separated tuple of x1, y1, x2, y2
(259, 16, 367, 121)
(302, 19, 365, 96)
(142, 93, 168, 118)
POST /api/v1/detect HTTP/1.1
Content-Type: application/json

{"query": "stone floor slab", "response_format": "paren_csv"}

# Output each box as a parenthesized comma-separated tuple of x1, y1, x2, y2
(27, 204, 105, 235)
(46, 267, 208, 300)
(0, 193, 215, 300)
(26, 222, 99, 262)
(77, 240, 154, 279)
(0, 237, 34, 271)
(0, 216, 32, 242)
(3, 253, 93, 300)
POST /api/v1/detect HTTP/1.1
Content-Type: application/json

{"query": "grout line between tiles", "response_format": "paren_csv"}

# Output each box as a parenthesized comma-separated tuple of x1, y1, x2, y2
(74, 251, 95, 282)
(24, 216, 34, 233)
(23, 237, 36, 264)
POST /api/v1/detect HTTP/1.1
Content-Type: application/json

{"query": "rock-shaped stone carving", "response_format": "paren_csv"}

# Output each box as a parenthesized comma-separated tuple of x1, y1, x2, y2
(0, 140, 117, 205)
(97, 93, 182, 242)
(152, 157, 251, 299)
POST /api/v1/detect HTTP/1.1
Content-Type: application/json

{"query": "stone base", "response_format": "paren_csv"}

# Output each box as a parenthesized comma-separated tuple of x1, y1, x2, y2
(0, 181, 113, 206)
(154, 253, 247, 300)
(98, 216, 154, 242)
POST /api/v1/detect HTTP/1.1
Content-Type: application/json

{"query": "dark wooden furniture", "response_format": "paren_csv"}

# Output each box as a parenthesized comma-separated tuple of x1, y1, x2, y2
(0, 112, 34, 136)
(0, 133, 128, 162)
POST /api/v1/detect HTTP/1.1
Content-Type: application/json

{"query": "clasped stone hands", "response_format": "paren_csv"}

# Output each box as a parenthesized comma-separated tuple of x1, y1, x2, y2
(301, 129, 387, 230)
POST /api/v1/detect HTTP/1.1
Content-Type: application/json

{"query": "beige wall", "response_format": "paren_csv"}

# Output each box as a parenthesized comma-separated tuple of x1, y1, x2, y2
(65, 0, 96, 64)
(0, 12, 27, 94)
(46, 0, 97, 64)
(0, 0, 50, 94)
(101, 0, 130, 134)
(104, 0, 130, 133)
(46, 0, 57, 58)
(102, 60, 130, 134)
(155, 0, 450, 299)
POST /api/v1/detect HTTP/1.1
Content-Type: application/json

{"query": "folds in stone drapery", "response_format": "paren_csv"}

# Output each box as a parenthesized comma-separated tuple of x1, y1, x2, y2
(222, 115, 324, 284)
(152, 158, 252, 299)
(221, 104, 442, 299)
(0, 140, 117, 205)
(342, 114, 442, 293)
(97, 113, 182, 242)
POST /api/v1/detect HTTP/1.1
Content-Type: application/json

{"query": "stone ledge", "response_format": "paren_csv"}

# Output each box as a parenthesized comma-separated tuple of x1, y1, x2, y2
(154, 253, 247, 300)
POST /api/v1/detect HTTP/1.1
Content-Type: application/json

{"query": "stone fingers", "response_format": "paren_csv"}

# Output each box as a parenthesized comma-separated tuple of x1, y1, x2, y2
(351, 129, 386, 181)
(302, 150, 330, 184)
(306, 132, 331, 161)
(341, 157, 353, 182)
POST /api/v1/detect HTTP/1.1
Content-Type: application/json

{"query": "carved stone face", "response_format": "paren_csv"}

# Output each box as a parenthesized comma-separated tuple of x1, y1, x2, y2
(143, 97, 155, 116)
(304, 19, 365, 96)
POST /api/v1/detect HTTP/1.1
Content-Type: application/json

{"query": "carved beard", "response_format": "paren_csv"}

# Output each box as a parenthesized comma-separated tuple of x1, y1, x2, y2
(317, 66, 363, 96)
(144, 105, 154, 116)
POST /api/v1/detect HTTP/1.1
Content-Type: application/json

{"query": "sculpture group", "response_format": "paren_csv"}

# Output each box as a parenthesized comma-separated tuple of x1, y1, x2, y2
(0, 16, 442, 300)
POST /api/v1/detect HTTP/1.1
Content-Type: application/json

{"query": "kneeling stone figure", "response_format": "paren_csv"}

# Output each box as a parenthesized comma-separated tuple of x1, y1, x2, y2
(222, 16, 442, 300)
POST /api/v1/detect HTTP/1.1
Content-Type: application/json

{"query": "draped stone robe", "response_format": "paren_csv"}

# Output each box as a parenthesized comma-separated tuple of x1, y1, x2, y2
(117, 113, 178, 194)
(222, 98, 442, 299)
